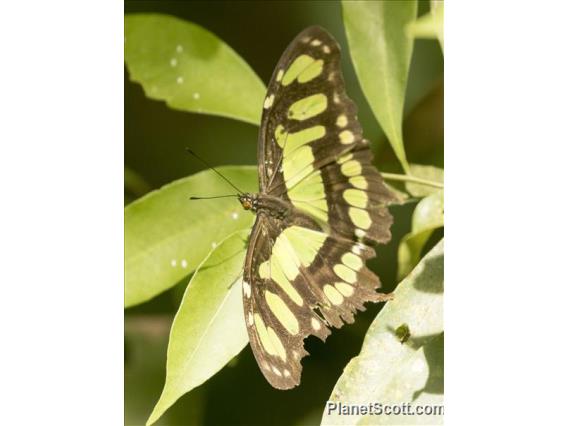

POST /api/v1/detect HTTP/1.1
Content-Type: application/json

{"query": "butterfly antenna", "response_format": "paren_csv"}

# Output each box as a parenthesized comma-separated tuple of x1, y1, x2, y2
(189, 194, 237, 200)
(185, 147, 244, 194)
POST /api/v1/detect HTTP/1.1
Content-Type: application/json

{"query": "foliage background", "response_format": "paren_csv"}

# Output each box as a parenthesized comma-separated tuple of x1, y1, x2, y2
(125, 1, 443, 425)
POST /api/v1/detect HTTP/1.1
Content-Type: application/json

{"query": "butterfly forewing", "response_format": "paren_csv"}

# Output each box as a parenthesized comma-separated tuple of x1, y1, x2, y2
(244, 26, 395, 389)
(258, 27, 358, 195)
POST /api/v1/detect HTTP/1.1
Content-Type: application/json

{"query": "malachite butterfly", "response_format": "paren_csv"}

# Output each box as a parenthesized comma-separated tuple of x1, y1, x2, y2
(235, 26, 396, 389)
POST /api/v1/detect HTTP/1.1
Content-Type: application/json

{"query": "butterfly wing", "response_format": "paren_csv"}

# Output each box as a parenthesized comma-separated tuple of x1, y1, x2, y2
(243, 214, 328, 389)
(258, 26, 395, 243)
(243, 213, 387, 389)
(244, 26, 395, 389)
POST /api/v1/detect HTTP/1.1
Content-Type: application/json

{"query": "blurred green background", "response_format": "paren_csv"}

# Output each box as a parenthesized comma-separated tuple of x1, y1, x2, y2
(125, 1, 443, 425)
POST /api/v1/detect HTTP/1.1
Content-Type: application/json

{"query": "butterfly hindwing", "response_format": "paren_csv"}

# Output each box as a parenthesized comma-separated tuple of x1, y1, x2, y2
(244, 26, 395, 389)
(243, 213, 388, 389)
(243, 215, 330, 388)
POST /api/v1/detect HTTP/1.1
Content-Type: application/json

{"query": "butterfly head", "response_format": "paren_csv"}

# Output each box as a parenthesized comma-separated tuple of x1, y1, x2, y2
(239, 193, 258, 211)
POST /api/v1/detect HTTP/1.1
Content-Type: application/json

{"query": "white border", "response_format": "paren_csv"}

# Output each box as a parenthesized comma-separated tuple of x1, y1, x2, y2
(0, 1, 123, 423)
(1, 1, 568, 424)
(446, 1, 568, 424)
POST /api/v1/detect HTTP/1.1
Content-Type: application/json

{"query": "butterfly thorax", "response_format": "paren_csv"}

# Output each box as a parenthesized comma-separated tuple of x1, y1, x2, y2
(239, 193, 290, 220)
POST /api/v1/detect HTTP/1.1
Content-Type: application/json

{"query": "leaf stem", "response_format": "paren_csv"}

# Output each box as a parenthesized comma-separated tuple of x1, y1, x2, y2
(381, 172, 444, 189)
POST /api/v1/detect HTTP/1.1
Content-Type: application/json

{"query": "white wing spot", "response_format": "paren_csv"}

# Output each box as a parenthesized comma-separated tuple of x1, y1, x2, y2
(264, 94, 275, 109)
(170, 58, 178, 67)
(355, 229, 366, 238)
(340, 130, 355, 144)
(193, 92, 200, 100)
(322, 45, 331, 54)
(276, 69, 284, 82)
(310, 39, 322, 46)
(176, 76, 184, 84)
(311, 317, 321, 331)
(272, 365, 282, 376)
(170, 259, 177, 267)
(283, 369, 291, 377)
(181, 259, 188, 269)
(176, 44, 183, 53)
(352, 244, 364, 255)
(333, 92, 340, 104)
(336, 114, 348, 128)
(243, 281, 252, 298)
(248, 312, 254, 326)
(231, 212, 239, 220)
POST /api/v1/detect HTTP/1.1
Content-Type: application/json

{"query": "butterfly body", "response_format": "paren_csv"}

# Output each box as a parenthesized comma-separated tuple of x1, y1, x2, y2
(241, 26, 395, 389)
(239, 193, 290, 219)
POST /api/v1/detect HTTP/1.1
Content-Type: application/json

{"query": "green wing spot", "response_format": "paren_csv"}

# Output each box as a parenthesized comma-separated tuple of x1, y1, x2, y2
(282, 146, 315, 188)
(282, 55, 319, 86)
(297, 59, 324, 83)
(284, 126, 326, 155)
(283, 226, 327, 267)
(288, 94, 328, 121)
(348, 207, 372, 230)
(265, 291, 300, 335)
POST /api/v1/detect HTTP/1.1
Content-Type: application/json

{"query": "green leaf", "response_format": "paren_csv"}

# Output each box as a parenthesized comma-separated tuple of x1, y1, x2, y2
(405, 164, 444, 197)
(125, 14, 266, 125)
(147, 230, 250, 426)
(430, 0, 444, 51)
(398, 191, 443, 279)
(322, 241, 444, 426)
(406, 1, 444, 53)
(342, 0, 417, 173)
(125, 166, 257, 308)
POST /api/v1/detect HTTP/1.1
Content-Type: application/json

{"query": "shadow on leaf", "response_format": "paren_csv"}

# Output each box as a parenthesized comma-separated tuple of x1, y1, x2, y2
(412, 249, 444, 293)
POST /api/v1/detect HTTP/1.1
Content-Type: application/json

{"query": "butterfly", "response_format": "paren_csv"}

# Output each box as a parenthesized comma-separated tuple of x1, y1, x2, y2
(238, 26, 395, 389)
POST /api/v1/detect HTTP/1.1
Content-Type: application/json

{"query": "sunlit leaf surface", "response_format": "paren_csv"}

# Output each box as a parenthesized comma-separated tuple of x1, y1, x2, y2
(125, 166, 257, 307)
(405, 165, 444, 198)
(125, 14, 266, 125)
(342, 1, 417, 172)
